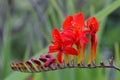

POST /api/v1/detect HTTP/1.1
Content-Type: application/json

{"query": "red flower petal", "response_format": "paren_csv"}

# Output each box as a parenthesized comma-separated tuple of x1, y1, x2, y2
(82, 30, 90, 35)
(63, 39, 73, 46)
(52, 28, 61, 41)
(80, 36, 89, 44)
(48, 45, 58, 53)
(74, 12, 84, 31)
(91, 34, 98, 47)
(62, 16, 73, 30)
(57, 52, 63, 63)
(64, 47, 78, 55)
(62, 30, 75, 44)
(87, 17, 99, 33)
(62, 30, 74, 39)
(80, 30, 89, 44)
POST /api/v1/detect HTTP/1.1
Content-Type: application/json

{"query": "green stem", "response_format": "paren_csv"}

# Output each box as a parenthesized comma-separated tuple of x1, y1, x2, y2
(1, 0, 12, 79)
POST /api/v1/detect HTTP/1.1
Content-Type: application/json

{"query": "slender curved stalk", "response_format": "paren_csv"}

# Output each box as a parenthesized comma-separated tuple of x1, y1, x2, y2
(10, 57, 120, 73)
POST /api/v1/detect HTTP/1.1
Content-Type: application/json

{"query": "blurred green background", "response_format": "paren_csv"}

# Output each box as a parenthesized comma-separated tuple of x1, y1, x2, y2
(0, 0, 120, 80)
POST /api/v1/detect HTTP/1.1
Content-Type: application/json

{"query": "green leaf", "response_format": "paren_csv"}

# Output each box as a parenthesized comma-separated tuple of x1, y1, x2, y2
(95, 0, 120, 22)
(2, 1, 12, 79)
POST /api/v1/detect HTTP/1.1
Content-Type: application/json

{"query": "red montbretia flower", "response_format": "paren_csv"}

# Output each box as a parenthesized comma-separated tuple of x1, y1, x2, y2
(86, 17, 99, 65)
(48, 28, 78, 63)
(87, 17, 99, 34)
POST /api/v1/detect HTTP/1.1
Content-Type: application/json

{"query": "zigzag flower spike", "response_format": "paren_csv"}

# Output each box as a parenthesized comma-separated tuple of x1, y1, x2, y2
(10, 12, 120, 73)
(10, 55, 120, 73)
